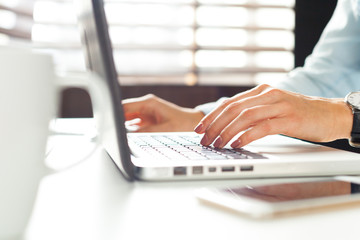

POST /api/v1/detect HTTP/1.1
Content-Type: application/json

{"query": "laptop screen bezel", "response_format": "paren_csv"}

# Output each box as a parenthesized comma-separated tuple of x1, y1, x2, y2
(75, 0, 135, 181)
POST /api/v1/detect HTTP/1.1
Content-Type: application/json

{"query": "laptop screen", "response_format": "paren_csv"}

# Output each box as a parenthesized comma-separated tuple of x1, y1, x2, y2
(75, 0, 135, 181)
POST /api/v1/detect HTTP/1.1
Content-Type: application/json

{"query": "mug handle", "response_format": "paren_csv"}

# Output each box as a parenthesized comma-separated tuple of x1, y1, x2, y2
(45, 72, 107, 175)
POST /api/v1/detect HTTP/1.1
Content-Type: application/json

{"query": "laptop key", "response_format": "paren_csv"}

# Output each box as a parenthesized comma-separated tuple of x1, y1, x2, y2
(151, 136, 178, 145)
(140, 147, 169, 159)
(170, 146, 193, 152)
(157, 148, 188, 158)
(133, 135, 267, 161)
(181, 152, 208, 160)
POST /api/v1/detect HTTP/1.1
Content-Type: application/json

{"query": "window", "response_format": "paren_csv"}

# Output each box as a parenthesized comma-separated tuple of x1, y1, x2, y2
(34, 0, 295, 86)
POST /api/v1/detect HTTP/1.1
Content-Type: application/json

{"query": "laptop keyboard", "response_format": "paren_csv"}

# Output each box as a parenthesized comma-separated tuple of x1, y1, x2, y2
(128, 134, 267, 160)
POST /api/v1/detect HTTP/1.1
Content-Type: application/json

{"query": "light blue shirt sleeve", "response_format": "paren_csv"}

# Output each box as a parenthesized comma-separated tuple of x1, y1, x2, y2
(273, 0, 360, 97)
(196, 0, 360, 115)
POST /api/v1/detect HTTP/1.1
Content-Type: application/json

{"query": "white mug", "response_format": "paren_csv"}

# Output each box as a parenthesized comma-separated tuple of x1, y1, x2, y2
(0, 47, 106, 240)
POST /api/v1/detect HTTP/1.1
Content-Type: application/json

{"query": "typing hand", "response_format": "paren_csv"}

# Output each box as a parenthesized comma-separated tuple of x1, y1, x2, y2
(122, 94, 204, 132)
(194, 84, 352, 148)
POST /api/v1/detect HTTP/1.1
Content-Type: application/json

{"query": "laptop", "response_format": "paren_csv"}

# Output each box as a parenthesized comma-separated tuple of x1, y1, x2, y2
(74, 0, 360, 181)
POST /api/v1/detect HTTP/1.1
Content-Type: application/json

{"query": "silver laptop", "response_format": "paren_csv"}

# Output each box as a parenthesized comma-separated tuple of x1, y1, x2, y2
(74, 0, 360, 181)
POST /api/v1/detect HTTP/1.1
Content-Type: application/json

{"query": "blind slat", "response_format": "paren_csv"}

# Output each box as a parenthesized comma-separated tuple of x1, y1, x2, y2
(34, 21, 293, 32)
(0, 4, 33, 18)
(105, 1, 292, 9)
(118, 68, 288, 76)
(32, 42, 292, 52)
(0, 28, 31, 39)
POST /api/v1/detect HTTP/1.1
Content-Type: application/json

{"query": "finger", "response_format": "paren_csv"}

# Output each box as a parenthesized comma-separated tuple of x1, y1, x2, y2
(231, 118, 288, 148)
(125, 118, 141, 126)
(195, 84, 271, 134)
(122, 94, 156, 115)
(200, 100, 246, 146)
(125, 112, 141, 121)
(201, 91, 285, 146)
(122, 99, 144, 114)
(127, 114, 159, 129)
(212, 103, 285, 148)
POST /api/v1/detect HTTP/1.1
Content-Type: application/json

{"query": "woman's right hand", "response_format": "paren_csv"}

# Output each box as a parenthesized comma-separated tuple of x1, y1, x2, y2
(122, 94, 205, 132)
(194, 84, 353, 149)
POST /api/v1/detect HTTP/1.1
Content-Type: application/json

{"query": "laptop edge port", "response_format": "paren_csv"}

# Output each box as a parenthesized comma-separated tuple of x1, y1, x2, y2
(240, 165, 254, 172)
(174, 166, 187, 176)
(208, 167, 217, 173)
(221, 166, 235, 172)
(192, 166, 203, 175)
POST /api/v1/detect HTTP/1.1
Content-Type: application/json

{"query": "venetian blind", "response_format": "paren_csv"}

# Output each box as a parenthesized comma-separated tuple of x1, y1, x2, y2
(32, 0, 294, 86)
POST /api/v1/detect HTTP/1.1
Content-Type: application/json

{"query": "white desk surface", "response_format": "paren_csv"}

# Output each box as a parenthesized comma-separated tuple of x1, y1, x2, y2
(25, 118, 360, 240)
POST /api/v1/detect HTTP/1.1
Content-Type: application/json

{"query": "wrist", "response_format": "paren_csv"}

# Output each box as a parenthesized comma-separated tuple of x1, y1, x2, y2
(323, 99, 353, 142)
(189, 108, 206, 126)
(337, 100, 353, 140)
(180, 107, 205, 131)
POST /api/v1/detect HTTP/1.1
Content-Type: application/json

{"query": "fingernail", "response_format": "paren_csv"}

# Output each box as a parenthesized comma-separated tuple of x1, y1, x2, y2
(194, 123, 204, 133)
(214, 136, 223, 148)
(200, 135, 209, 146)
(231, 139, 241, 148)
